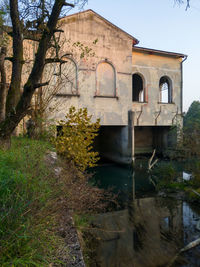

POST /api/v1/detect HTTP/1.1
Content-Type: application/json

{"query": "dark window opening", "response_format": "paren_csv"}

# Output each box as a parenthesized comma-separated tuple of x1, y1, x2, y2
(132, 74, 144, 102)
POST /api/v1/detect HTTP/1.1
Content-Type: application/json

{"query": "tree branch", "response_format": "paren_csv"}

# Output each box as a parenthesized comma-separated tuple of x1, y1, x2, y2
(53, 29, 64, 33)
(34, 81, 50, 88)
(45, 58, 67, 64)
(5, 57, 13, 62)
(23, 30, 41, 41)
(61, 52, 73, 58)
(186, 0, 190, 10)
(63, 2, 75, 7)
(1, 25, 42, 41)
(0, 25, 12, 35)
(175, 0, 190, 10)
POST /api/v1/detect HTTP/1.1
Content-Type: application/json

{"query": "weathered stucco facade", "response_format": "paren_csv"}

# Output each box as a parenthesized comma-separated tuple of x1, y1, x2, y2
(48, 9, 136, 126)
(26, 10, 187, 164)
(131, 47, 185, 155)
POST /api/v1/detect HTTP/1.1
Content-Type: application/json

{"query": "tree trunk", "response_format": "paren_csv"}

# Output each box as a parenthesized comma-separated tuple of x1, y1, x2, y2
(0, 47, 7, 122)
(0, 0, 66, 146)
(6, 0, 23, 114)
(0, 134, 11, 150)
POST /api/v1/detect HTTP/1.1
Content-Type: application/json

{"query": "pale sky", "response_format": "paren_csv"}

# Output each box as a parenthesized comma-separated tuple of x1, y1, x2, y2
(70, 0, 200, 112)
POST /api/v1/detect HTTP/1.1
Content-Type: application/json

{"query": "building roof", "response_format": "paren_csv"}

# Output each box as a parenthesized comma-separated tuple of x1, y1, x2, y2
(61, 9, 139, 45)
(61, 10, 186, 57)
(132, 46, 186, 58)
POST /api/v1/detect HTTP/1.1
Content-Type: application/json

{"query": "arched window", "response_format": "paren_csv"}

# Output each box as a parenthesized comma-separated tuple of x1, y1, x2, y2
(43, 58, 78, 96)
(59, 57, 78, 95)
(132, 73, 144, 102)
(159, 76, 172, 103)
(96, 61, 116, 96)
(42, 62, 60, 93)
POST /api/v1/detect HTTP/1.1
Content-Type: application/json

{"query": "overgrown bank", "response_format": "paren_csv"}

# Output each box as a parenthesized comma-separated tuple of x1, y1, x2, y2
(0, 137, 110, 266)
(149, 160, 200, 203)
(0, 138, 58, 266)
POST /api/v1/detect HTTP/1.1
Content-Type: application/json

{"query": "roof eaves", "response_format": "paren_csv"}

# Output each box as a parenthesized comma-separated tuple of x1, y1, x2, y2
(132, 46, 186, 58)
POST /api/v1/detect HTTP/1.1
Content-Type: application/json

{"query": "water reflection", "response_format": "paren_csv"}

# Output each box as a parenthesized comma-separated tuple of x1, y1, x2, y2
(91, 164, 200, 267)
(93, 198, 183, 266)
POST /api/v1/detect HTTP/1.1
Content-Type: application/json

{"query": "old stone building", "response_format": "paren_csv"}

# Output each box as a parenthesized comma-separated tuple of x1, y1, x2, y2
(40, 9, 186, 164)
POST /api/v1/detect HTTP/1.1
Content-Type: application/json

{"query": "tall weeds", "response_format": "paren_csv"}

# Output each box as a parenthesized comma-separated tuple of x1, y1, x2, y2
(0, 137, 113, 266)
(0, 137, 62, 266)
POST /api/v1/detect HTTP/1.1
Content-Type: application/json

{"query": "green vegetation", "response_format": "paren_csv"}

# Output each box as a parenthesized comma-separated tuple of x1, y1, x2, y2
(151, 162, 177, 185)
(73, 214, 99, 267)
(155, 101, 200, 199)
(185, 161, 200, 202)
(184, 100, 200, 131)
(151, 160, 200, 203)
(74, 214, 91, 230)
(181, 101, 200, 158)
(164, 101, 200, 160)
(150, 162, 186, 191)
(0, 137, 64, 266)
(0, 134, 109, 266)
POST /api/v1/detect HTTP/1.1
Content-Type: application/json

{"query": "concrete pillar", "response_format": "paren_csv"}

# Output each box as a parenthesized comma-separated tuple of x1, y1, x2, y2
(132, 127, 135, 161)
(128, 110, 135, 162)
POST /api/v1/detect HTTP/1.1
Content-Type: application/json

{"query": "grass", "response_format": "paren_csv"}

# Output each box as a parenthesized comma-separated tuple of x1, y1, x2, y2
(73, 214, 91, 230)
(0, 137, 63, 266)
(0, 137, 112, 266)
(73, 214, 99, 267)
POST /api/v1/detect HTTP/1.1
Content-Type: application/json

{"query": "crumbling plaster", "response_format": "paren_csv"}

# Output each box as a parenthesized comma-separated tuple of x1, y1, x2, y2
(48, 10, 134, 126)
(8, 9, 185, 161)
(132, 51, 183, 127)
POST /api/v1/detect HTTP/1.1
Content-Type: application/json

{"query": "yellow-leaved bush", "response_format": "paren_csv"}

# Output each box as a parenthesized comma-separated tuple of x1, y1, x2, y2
(54, 106, 100, 171)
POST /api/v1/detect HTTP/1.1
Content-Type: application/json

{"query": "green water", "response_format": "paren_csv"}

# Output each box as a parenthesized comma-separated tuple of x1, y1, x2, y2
(91, 163, 154, 198)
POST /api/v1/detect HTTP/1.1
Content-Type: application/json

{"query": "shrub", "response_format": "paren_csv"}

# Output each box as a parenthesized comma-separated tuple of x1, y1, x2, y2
(191, 161, 200, 188)
(185, 188, 200, 202)
(54, 106, 100, 171)
(150, 162, 178, 190)
(152, 162, 177, 184)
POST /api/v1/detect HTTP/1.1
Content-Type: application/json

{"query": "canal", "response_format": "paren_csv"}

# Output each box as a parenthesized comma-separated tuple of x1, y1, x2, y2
(88, 161, 200, 267)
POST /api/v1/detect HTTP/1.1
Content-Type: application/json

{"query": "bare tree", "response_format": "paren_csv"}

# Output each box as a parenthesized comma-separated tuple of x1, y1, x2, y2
(0, 0, 87, 148)
(175, 0, 190, 9)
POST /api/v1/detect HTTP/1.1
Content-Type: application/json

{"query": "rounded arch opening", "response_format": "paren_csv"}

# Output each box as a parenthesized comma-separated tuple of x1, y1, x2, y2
(59, 57, 78, 94)
(96, 60, 116, 96)
(132, 73, 145, 102)
(159, 76, 172, 103)
(42, 57, 78, 96)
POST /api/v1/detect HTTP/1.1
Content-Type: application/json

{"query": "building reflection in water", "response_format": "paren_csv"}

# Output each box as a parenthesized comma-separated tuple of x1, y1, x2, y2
(91, 173, 200, 267)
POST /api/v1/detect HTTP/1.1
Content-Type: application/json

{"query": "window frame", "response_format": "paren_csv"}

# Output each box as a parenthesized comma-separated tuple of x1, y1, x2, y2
(132, 72, 146, 103)
(95, 60, 117, 98)
(159, 75, 173, 104)
(56, 56, 79, 97)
